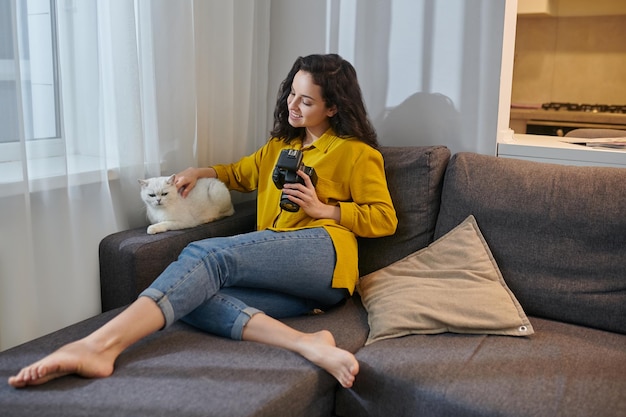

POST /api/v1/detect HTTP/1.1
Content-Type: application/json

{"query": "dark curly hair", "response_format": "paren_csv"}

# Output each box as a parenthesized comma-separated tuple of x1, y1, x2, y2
(270, 54, 378, 148)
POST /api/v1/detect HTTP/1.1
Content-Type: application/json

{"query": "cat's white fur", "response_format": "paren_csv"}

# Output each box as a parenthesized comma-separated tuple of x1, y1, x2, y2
(139, 175, 235, 234)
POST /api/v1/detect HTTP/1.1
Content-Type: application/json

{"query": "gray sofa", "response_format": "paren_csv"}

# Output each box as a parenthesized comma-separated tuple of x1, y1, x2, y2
(1, 145, 625, 417)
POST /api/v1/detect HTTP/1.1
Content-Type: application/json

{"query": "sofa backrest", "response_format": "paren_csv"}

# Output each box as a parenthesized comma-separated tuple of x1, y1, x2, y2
(358, 145, 450, 276)
(434, 152, 626, 334)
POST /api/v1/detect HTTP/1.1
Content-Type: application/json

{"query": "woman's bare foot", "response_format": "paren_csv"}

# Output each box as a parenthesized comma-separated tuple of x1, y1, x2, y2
(8, 338, 117, 388)
(8, 297, 164, 388)
(242, 314, 360, 388)
(298, 330, 359, 388)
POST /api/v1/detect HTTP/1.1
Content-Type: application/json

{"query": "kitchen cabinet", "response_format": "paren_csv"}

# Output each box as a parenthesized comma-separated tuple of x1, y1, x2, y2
(518, 0, 626, 16)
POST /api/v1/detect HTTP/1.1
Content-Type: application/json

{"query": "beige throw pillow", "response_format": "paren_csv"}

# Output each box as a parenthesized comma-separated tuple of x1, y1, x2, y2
(358, 215, 534, 345)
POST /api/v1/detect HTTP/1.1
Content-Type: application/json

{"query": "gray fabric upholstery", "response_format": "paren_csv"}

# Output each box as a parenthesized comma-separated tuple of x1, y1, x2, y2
(3, 145, 452, 417)
(0, 297, 369, 417)
(358, 146, 450, 276)
(434, 153, 626, 334)
(3, 146, 624, 417)
(335, 317, 626, 417)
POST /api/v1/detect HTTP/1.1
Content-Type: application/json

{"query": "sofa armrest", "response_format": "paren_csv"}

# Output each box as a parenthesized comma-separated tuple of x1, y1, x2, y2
(99, 199, 257, 311)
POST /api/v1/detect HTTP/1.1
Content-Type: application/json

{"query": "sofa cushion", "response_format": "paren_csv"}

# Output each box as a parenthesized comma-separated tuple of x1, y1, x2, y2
(434, 153, 626, 334)
(0, 297, 369, 417)
(357, 146, 450, 276)
(335, 317, 626, 417)
(359, 215, 533, 345)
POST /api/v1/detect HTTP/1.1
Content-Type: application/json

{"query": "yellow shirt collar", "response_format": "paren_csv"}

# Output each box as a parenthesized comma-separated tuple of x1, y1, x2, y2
(300, 128, 346, 153)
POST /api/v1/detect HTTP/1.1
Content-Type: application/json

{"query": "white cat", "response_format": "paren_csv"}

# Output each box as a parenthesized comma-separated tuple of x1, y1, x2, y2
(139, 175, 235, 234)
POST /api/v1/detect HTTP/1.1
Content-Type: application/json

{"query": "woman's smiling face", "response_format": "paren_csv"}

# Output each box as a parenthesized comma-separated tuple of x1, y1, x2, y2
(287, 70, 337, 141)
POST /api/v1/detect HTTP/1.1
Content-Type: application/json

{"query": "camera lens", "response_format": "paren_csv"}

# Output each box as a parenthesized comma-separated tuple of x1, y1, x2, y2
(280, 193, 300, 212)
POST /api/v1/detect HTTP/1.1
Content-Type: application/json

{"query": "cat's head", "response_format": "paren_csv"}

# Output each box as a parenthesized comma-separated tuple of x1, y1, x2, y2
(138, 175, 178, 208)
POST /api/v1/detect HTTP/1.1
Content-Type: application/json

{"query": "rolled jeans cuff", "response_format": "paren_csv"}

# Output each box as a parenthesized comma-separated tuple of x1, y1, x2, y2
(140, 288, 176, 328)
(139, 288, 262, 340)
(231, 306, 263, 340)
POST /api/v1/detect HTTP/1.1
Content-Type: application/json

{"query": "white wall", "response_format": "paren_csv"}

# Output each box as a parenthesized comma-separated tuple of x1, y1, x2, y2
(268, 0, 511, 156)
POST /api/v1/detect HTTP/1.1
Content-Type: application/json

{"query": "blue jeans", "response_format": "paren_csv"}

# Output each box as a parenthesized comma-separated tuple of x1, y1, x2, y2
(139, 228, 347, 340)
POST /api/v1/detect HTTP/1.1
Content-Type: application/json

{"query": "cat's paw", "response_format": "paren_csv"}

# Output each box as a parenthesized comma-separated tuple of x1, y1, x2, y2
(147, 224, 167, 234)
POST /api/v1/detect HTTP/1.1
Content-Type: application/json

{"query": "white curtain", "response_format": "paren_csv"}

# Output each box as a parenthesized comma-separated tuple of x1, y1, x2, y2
(321, 0, 505, 155)
(0, 0, 270, 351)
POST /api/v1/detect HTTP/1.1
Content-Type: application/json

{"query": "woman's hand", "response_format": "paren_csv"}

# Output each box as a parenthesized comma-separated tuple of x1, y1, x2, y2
(174, 167, 200, 198)
(282, 170, 341, 221)
(174, 166, 218, 198)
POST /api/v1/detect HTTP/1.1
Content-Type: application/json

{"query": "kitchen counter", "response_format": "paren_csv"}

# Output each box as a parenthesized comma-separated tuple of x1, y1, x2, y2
(497, 134, 626, 168)
(510, 108, 626, 125)
(509, 108, 626, 136)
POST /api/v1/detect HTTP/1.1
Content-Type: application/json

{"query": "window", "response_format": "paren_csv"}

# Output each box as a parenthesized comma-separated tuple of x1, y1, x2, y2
(0, 0, 62, 164)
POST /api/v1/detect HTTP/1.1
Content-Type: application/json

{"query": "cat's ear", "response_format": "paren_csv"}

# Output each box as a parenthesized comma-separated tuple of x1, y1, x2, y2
(138, 179, 149, 187)
(166, 175, 176, 185)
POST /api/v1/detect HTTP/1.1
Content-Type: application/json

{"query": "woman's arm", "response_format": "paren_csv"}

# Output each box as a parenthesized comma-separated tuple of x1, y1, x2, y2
(338, 149, 398, 238)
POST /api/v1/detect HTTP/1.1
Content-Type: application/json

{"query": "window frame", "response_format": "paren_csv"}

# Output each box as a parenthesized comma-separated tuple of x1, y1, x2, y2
(0, 0, 64, 164)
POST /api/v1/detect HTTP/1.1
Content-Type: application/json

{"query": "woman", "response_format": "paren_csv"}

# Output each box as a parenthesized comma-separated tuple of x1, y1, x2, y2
(8, 54, 397, 389)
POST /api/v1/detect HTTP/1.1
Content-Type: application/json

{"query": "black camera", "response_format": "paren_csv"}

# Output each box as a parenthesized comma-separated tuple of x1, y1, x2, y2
(272, 149, 318, 212)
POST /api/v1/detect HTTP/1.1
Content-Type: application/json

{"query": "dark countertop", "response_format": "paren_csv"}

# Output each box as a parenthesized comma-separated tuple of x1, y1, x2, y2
(510, 108, 626, 125)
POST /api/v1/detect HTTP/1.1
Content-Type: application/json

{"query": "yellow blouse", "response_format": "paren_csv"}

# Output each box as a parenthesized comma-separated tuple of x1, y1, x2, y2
(212, 129, 397, 293)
